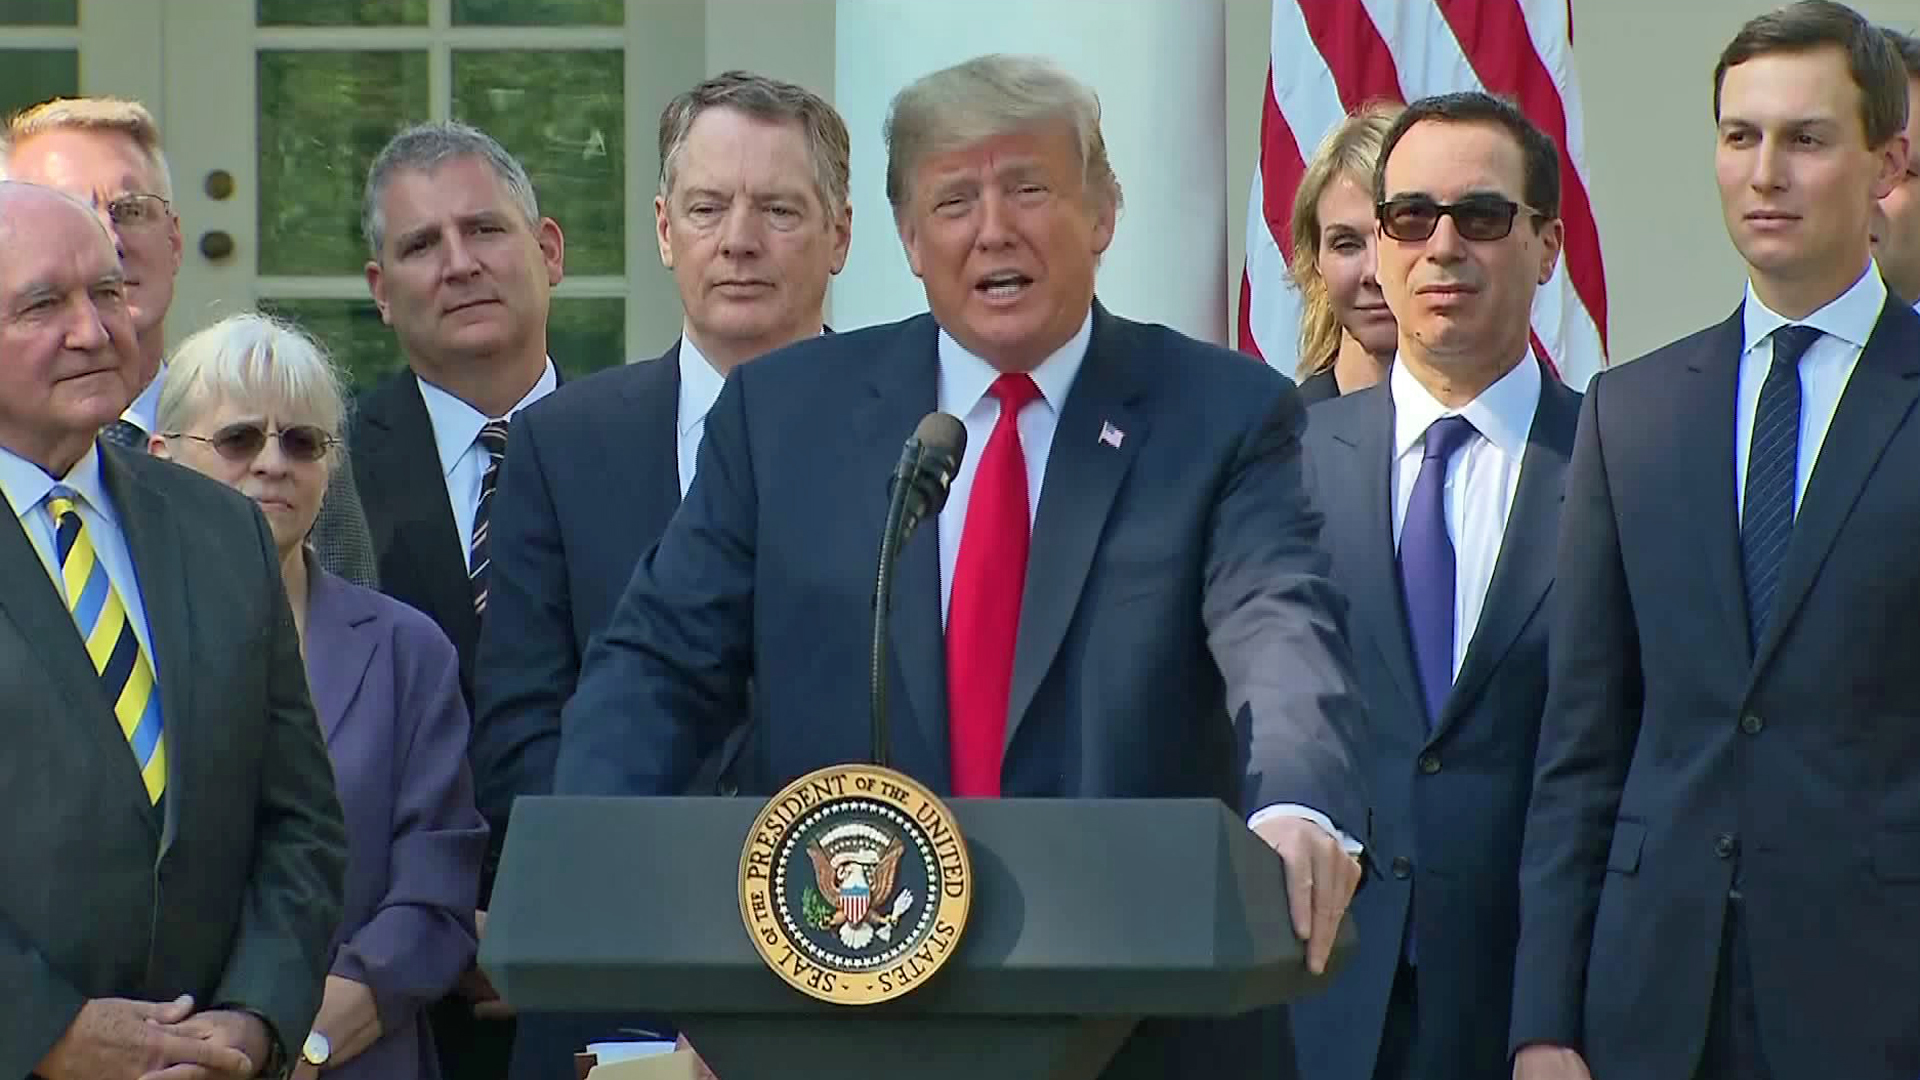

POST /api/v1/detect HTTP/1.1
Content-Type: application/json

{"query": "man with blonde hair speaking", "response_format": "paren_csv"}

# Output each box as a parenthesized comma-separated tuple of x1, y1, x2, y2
(556, 54, 1369, 1080)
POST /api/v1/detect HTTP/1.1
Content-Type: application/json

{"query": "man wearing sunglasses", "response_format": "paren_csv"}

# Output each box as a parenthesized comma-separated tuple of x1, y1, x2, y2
(0, 96, 380, 590)
(1512, 4, 1919, 1080)
(1290, 91, 1576, 1080)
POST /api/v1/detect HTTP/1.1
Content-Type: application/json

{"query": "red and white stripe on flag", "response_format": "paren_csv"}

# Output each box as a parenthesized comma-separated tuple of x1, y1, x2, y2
(1237, 0, 1609, 388)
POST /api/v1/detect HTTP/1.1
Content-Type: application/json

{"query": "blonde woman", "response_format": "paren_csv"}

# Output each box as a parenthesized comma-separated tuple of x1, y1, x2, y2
(1287, 101, 1404, 403)
(153, 313, 485, 1080)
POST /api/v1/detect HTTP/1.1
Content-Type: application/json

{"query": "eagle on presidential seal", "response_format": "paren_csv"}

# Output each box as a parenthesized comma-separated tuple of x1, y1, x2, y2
(803, 822, 916, 950)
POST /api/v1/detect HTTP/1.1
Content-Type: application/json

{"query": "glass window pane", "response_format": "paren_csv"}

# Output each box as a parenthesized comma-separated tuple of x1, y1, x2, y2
(0, 0, 77, 26)
(258, 50, 429, 276)
(257, 0, 427, 26)
(260, 299, 396, 392)
(263, 297, 625, 392)
(452, 0, 622, 26)
(0, 49, 76, 118)
(548, 298, 626, 378)
(453, 50, 624, 274)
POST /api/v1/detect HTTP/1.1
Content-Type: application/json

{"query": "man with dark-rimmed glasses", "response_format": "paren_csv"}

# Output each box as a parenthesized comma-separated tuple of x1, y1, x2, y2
(1, 98, 181, 448)
(2, 95, 380, 588)
(1292, 90, 1579, 1080)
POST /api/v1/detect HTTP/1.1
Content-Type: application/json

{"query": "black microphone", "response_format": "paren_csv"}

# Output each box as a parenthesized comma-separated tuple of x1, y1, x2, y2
(871, 413, 967, 766)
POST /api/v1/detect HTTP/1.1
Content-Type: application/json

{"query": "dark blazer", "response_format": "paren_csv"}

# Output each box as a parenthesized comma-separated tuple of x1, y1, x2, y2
(0, 445, 346, 1077)
(350, 373, 483, 706)
(471, 343, 682, 883)
(305, 564, 487, 1080)
(1295, 367, 1341, 405)
(1292, 367, 1578, 1080)
(554, 305, 1369, 1080)
(466, 346, 685, 1080)
(1511, 298, 1920, 1080)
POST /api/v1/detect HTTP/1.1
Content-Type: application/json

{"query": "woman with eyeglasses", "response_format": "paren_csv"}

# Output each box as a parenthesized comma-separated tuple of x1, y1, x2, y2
(1286, 101, 1404, 403)
(153, 313, 485, 1080)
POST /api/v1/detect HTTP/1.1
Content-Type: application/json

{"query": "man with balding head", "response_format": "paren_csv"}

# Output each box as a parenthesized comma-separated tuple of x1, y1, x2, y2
(0, 182, 345, 1080)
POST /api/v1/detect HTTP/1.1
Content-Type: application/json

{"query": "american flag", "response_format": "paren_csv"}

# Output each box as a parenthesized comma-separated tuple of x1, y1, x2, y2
(1238, 0, 1609, 388)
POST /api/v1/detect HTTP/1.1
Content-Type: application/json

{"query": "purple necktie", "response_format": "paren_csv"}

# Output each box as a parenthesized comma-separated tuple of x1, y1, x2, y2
(1398, 415, 1479, 729)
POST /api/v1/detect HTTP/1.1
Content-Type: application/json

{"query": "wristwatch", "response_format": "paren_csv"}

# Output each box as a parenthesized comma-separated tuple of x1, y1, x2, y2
(301, 1030, 332, 1071)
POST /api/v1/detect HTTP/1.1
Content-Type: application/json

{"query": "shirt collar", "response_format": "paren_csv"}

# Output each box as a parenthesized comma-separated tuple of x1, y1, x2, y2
(675, 335, 732, 438)
(124, 363, 166, 434)
(1741, 261, 1887, 353)
(416, 357, 557, 480)
(1391, 352, 1541, 461)
(937, 310, 1093, 420)
(0, 441, 110, 526)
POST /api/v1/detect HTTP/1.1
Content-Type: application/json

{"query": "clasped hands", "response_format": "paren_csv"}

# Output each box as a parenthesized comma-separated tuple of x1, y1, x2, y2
(36, 994, 270, 1080)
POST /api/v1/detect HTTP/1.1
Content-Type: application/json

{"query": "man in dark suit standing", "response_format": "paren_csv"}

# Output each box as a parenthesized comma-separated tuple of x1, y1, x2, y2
(349, 121, 567, 1080)
(555, 54, 1368, 1080)
(1511, 4, 1918, 1079)
(2, 97, 378, 588)
(1290, 92, 1577, 1080)
(0, 182, 344, 1079)
(470, 72, 851, 1079)
(1869, 28, 1920, 307)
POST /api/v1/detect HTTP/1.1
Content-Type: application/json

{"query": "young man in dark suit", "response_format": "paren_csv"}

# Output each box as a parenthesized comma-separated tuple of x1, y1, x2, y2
(469, 71, 851, 1079)
(1291, 91, 1577, 1080)
(554, 54, 1370, 1080)
(0, 182, 344, 1080)
(1511, 4, 1919, 1078)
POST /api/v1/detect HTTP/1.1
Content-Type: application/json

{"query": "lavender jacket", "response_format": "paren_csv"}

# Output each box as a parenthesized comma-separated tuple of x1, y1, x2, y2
(306, 562, 488, 1080)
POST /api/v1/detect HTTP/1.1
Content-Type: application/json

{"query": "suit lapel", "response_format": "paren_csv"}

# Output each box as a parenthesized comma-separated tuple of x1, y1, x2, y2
(1324, 388, 1427, 724)
(101, 449, 191, 842)
(304, 566, 376, 743)
(1678, 309, 1753, 653)
(358, 375, 478, 652)
(1440, 370, 1578, 731)
(1004, 306, 1146, 749)
(0, 481, 158, 838)
(620, 342, 685, 526)
(1755, 300, 1920, 670)
(864, 319, 948, 781)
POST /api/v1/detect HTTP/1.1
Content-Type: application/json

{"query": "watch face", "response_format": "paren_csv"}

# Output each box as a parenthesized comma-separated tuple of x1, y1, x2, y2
(302, 1030, 331, 1066)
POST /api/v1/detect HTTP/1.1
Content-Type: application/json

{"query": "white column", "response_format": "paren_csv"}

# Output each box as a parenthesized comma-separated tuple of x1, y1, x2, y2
(832, 0, 1228, 344)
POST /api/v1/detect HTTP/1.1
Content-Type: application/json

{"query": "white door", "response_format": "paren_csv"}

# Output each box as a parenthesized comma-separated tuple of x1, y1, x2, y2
(5, 0, 707, 387)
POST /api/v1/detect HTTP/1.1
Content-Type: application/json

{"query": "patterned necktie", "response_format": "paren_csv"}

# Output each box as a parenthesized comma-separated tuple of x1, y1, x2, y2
(1741, 323, 1820, 650)
(100, 419, 147, 452)
(468, 420, 511, 616)
(947, 373, 1041, 797)
(1398, 415, 1480, 729)
(45, 488, 166, 804)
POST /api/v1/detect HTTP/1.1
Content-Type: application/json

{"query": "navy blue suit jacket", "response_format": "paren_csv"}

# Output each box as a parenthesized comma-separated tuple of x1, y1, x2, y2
(1292, 367, 1577, 1080)
(554, 305, 1369, 1080)
(1512, 298, 1920, 1080)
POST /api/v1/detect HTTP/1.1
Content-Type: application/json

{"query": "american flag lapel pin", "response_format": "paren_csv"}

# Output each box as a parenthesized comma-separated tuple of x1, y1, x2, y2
(1099, 421, 1125, 448)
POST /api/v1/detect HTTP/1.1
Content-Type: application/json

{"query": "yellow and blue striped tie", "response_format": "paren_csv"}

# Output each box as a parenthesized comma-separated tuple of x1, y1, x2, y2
(46, 488, 166, 803)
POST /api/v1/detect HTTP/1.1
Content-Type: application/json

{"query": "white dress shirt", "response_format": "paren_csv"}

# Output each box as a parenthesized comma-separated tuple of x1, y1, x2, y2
(934, 314, 1091, 621)
(1389, 355, 1541, 677)
(932, 312, 1352, 848)
(1734, 265, 1883, 516)
(123, 363, 165, 435)
(676, 336, 731, 498)
(417, 358, 558, 557)
(0, 444, 160, 673)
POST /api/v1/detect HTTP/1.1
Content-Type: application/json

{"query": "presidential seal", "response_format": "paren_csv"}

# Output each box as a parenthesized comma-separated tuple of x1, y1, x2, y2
(739, 763, 971, 1005)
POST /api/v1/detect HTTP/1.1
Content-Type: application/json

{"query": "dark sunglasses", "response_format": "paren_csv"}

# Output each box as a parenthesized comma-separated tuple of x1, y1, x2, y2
(166, 422, 337, 463)
(1376, 195, 1544, 242)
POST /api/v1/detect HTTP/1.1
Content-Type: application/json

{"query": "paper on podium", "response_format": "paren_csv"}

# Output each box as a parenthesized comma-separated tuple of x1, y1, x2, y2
(584, 1047, 698, 1080)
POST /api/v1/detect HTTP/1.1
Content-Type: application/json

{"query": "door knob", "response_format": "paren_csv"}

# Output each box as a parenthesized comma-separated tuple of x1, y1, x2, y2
(199, 230, 235, 261)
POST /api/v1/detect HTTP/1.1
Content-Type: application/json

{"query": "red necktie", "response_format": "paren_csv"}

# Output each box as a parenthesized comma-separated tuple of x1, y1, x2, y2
(947, 373, 1041, 797)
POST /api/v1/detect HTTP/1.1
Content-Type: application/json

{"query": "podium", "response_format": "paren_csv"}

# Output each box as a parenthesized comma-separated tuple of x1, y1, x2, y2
(483, 795, 1354, 1080)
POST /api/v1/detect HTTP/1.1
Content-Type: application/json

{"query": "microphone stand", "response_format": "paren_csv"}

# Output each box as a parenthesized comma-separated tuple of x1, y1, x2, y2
(870, 441, 923, 768)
